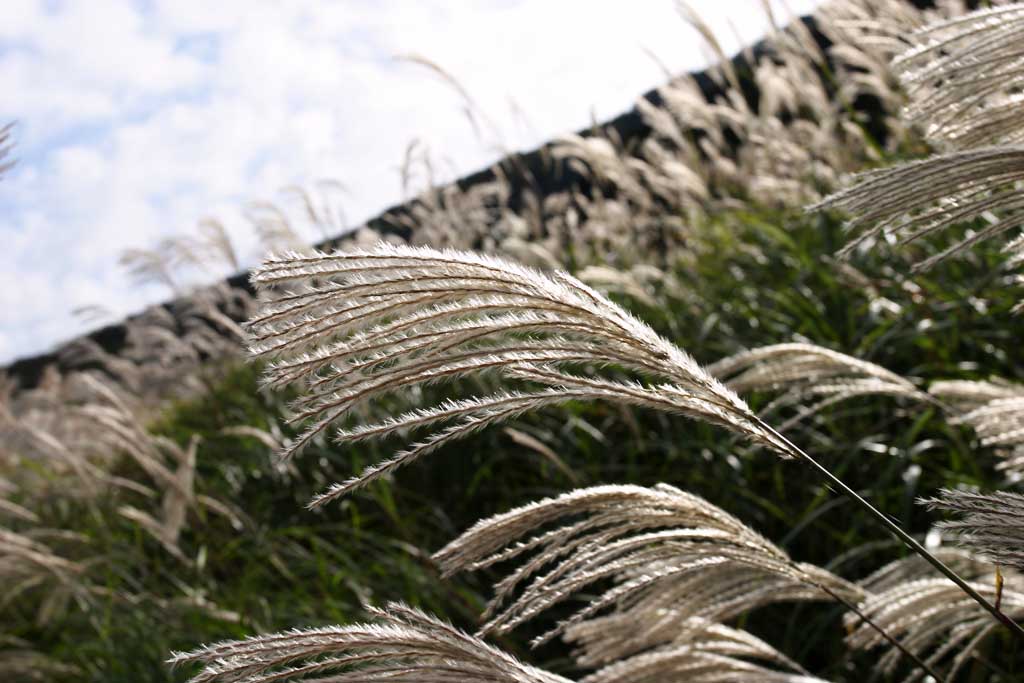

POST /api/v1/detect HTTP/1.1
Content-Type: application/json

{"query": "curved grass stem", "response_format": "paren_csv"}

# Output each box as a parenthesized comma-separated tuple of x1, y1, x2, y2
(755, 417, 1024, 644)
(812, 580, 945, 683)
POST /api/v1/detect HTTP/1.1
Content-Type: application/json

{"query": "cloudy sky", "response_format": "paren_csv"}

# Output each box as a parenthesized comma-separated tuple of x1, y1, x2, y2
(0, 0, 821, 365)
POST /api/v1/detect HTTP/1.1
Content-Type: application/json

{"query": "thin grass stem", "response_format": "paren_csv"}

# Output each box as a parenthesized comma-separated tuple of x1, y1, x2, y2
(756, 417, 1024, 643)
(813, 580, 945, 683)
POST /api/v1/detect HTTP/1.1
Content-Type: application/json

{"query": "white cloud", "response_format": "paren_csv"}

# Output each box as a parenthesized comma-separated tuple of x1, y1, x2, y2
(0, 0, 822, 364)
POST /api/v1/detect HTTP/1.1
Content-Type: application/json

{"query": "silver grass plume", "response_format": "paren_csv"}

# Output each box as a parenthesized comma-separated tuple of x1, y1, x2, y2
(846, 573, 1024, 682)
(71, 374, 241, 558)
(857, 548, 992, 595)
(552, 134, 650, 206)
(930, 379, 1024, 476)
(811, 146, 1024, 272)
(578, 620, 829, 683)
(169, 601, 571, 683)
(433, 484, 862, 657)
(707, 342, 929, 431)
(0, 498, 38, 525)
(119, 244, 183, 294)
(246, 244, 791, 507)
(849, 546, 1012, 681)
(0, 528, 88, 626)
(923, 488, 1024, 572)
(1, 637, 81, 683)
(0, 527, 83, 589)
(193, 218, 240, 271)
(893, 3, 1024, 151)
(812, 3, 1024, 273)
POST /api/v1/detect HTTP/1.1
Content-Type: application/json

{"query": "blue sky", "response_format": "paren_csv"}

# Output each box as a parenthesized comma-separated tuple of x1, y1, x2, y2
(0, 0, 821, 364)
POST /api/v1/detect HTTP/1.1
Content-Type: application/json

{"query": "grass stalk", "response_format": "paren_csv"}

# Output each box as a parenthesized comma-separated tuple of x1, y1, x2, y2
(813, 580, 946, 683)
(756, 418, 1024, 643)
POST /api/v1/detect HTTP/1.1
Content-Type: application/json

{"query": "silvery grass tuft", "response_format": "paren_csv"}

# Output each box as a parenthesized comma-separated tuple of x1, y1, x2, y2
(811, 147, 1024, 272)
(0, 528, 84, 606)
(849, 572, 1024, 682)
(168, 600, 828, 683)
(246, 242, 791, 507)
(836, 550, 1015, 681)
(923, 488, 1024, 572)
(708, 342, 930, 431)
(574, 622, 830, 683)
(169, 601, 572, 683)
(433, 484, 861, 654)
(230, 241, 946, 681)
(892, 3, 1024, 151)
(812, 3, 1024, 274)
(930, 379, 1024, 476)
(168, 4, 1024, 680)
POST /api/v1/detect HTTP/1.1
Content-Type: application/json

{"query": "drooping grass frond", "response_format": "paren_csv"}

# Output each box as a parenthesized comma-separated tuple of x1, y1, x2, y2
(553, 134, 649, 204)
(810, 0, 1024, 276)
(579, 620, 828, 683)
(119, 245, 183, 294)
(846, 574, 1024, 682)
(0, 637, 81, 683)
(194, 218, 240, 271)
(936, 383, 1024, 449)
(707, 343, 928, 430)
(893, 4, 1024, 150)
(65, 375, 240, 558)
(169, 601, 571, 683)
(813, 9, 908, 140)
(282, 182, 349, 241)
(246, 201, 309, 254)
(857, 548, 991, 594)
(931, 378, 1024, 410)
(930, 378, 1024, 475)
(923, 488, 1024, 572)
(434, 484, 862, 659)
(811, 147, 1024, 271)
(396, 53, 505, 152)
(245, 244, 1015, 645)
(0, 527, 89, 626)
(247, 244, 793, 506)
(0, 498, 38, 524)
(816, 0, 930, 65)
(0, 528, 82, 582)
(73, 375, 190, 498)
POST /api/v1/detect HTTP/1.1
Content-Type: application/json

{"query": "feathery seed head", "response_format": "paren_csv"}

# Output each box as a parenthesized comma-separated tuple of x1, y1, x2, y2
(893, 3, 1024, 151)
(169, 601, 572, 683)
(923, 488, 1024, 571)
(847, 575, 1024, 682)
(434, 483, 862, 661)
(246, 244, 791, 507)
(709, 342, 928, 431)
(811, 147, 1024, 272)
